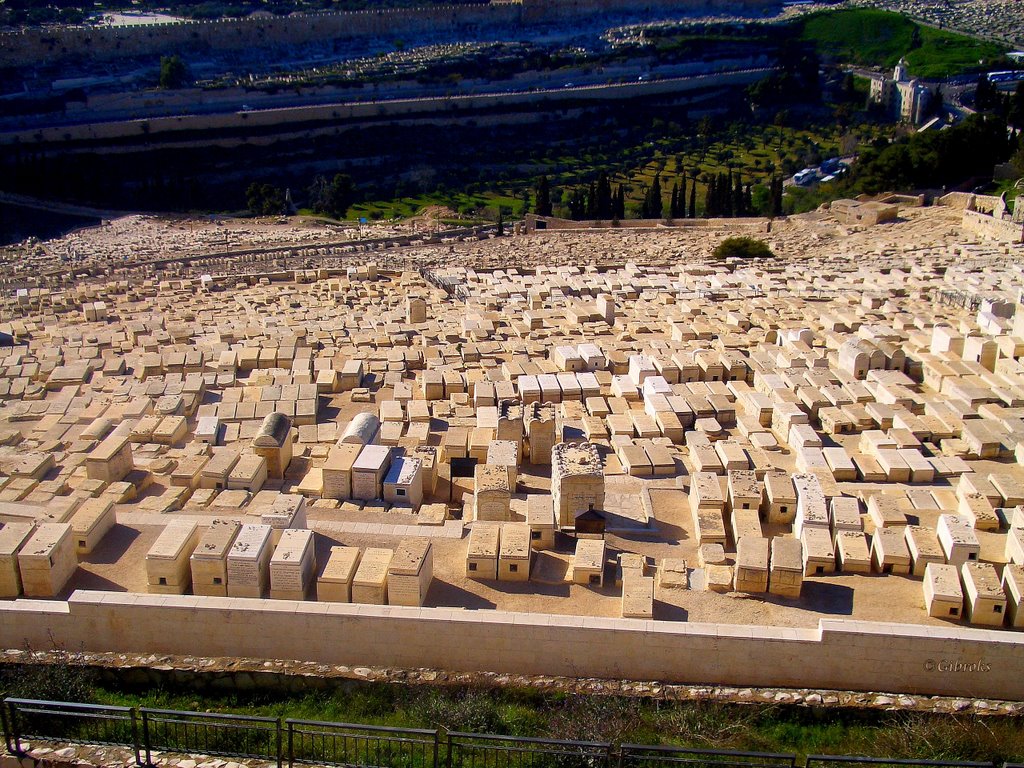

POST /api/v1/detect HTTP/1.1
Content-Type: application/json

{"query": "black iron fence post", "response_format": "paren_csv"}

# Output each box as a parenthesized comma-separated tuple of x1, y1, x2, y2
(7, 700, 21, 755)
(130, 707, 142, 767)
(276, 717, 283, 768)
(142, 708, 152, 767)
(286, 719, 293, 768)
(0, 699, 12, 754)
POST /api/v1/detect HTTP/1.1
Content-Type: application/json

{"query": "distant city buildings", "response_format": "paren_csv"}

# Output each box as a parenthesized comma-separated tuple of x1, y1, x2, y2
(869, 57, 933, 125)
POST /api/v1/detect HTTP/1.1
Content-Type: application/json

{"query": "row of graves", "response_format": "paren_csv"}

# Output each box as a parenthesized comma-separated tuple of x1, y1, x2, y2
(3, 224, 1024, 627)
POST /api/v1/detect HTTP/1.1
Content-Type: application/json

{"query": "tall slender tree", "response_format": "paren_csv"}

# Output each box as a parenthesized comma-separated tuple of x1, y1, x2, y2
(535, 175, 552, 216)
(648, 174, 663, 219)
(733, 173, 744, 217)
(596, 171, 613, 218)
(705, 176, 718, 218)
(768, 175, 784, 217)
(613, 185, 626, 220)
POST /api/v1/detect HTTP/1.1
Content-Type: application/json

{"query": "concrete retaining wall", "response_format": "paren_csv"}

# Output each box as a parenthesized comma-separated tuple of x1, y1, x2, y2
(1, 591, 1022, 699)
(962, 209, 1024, 244)
(0, 69, 770, 147)
(527, 214, 769, 232)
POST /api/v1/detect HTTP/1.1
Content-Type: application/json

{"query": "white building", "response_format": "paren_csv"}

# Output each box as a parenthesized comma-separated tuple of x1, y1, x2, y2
(869, 57, 932, 124)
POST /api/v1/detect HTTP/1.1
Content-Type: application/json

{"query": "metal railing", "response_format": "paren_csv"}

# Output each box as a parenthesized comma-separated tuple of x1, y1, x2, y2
(806, 757, 994, 768)
(140, 708, 281, 767)
(2, 697, 1019, 768)
(620, 744, 797, 768)
(4, 698, 139, 761)
(446, 731, 613, 768)
(287, 719, 438, 768)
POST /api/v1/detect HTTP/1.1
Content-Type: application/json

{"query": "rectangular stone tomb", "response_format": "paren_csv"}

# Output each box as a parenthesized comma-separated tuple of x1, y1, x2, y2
(387, 539, 433, 606)
(924, 562, 963, 620)
(318, 546, 362, 602)
(190, 518, 242, 597)
(226, 523, 274, 598)
(1, 522, 36, 597)
(270, 528, 317, 600)
(145, 520, 199, 594)
(69, 498, 116, 556)
(466, 524, 500, 580)
(498, 522, 531, 582)
(352, 547, 393, 604)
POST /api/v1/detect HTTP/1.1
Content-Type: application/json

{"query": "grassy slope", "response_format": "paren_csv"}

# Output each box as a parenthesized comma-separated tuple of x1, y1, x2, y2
(799, 9, 1006, 78)
(325, 121, 892, 223)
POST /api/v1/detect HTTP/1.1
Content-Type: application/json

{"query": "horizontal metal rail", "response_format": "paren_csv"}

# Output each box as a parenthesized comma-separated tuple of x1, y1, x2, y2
(140, 707, 281, 767)
(286, 719, 438, 768)
(447, 731, 613, 768)
(5, 698, 140, 763)
(806, 757, 994, 768)
(620, 744, 797, 768)
(0, 697, 1009, 768)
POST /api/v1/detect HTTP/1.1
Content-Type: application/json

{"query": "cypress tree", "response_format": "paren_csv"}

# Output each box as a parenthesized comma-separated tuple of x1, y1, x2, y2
(769, 176, 784, 217)
(535, 175, 552, 216)
(596, 172, 612, 218)
(705, 176, 717, 218)
(688, 178, 697, 218)
(649, 175, 663, 219)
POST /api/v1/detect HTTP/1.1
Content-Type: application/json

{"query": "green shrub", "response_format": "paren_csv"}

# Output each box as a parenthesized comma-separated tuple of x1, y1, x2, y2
(712, 236, 774, 259)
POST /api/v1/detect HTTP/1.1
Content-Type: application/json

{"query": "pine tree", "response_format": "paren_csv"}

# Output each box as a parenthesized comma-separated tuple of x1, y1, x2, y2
(670, 182, 680, 219)
(678, 177, 686, 219)
(688, 178, 697, 218)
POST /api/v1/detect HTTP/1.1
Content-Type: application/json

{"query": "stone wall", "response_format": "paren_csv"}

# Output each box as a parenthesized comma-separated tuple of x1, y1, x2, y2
(962, 209, 1024, 244)
(527, 214, 769, 232)
(1, 590, 1023, 699)
(0, 69, 771, 146)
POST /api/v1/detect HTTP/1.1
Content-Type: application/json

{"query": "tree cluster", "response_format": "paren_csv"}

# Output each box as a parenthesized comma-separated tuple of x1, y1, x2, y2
(703, 169, 754, 218)
(851, 113, 1018, 193)
(746, 41, 822, 110)
(245, 182, 286, 216)
(308, 173, 357, 219)
(159, 55, 189, 89)
(561, 172, 626, 221)
(640, 175, 663, 219)
(975, 78, 1024, 129)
